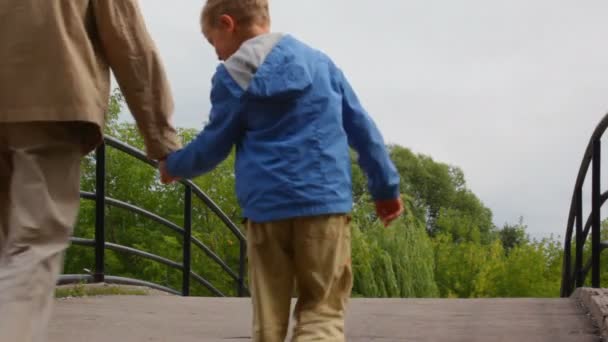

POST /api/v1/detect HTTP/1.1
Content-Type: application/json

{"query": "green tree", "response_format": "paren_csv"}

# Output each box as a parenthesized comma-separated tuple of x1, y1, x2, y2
(494, 237, 562, 297)
(350, 195, 438, 298)
(388, 145, 495, 243)
(66, 91, 440, 297)
(64, 89, 566, 299)
(498, 218, 529, 253)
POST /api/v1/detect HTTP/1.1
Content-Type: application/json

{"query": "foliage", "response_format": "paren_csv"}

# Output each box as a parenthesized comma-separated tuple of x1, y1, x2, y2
(63, 91, 565, 298)
(433, 233, 562, 298)
(55, 284, 148, 298)
(498, 218, 529, 253)
(388, 146, 494, 242)
(350, 195, 438, 298)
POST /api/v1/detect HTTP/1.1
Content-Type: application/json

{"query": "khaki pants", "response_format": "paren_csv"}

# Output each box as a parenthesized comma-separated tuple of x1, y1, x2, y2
(247, 215, 353, 342)
(0, 122, 84, 342)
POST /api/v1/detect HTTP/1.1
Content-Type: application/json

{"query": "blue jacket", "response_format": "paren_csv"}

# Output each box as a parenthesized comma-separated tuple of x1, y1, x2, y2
(166, 33, 400, 222)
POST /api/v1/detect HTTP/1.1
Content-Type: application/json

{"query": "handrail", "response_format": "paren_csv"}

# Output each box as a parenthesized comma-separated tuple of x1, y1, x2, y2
(60, 137, 248, 297)
(80, 192, 185, 235)
(70, 237, 184, 271)
(78, 192, 239, 282)
(561, 113, 608, 297)
(105, 137, 246, 242)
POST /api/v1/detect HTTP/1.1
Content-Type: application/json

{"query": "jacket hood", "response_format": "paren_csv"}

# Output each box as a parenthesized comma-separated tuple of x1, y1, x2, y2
(221, 33, 312, 99)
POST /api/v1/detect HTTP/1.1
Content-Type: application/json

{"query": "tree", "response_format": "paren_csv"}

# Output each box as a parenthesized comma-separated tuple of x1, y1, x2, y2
(65, 90, 440, 297)
(498, 218, 529, 253)
(64, 90, 565, 299)
(388, 145, 495, 243)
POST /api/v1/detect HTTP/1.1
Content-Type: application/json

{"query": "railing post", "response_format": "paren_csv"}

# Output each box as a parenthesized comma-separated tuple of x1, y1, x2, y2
(592, 140, 601, 288)
(182, 186, 192, 296)
(238, 239, 246, 297)
(575, 188, 584, 288)
(562, 237, 572, 297)
(94, 144, 106, 283)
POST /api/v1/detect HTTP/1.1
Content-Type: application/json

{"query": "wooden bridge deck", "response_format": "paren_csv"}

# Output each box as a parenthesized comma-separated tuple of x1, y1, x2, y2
(48, 296, 599, 341)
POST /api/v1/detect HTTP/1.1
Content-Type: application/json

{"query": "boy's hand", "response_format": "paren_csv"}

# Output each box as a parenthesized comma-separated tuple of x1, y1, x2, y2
(159, 159, 180, 184)
(375, 198, 405, 227)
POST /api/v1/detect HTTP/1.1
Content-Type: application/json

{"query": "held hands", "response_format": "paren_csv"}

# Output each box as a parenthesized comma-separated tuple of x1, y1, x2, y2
(159, 159, 180, 184)
(375, 198, 405, 227)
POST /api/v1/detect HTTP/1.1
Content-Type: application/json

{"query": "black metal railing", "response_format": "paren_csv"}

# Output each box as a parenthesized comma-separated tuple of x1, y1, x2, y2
(561, 113, 608, 297)
(59, 137, 247, 297)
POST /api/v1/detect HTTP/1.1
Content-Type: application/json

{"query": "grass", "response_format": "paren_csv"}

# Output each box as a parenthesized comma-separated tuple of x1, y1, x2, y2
(55, 283, 148, 298)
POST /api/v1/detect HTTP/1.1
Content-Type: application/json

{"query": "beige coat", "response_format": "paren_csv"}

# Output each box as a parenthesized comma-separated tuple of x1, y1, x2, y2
(0, 0, 180, 159)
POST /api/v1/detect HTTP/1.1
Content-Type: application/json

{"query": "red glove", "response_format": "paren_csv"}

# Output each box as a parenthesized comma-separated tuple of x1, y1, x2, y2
(375, 198, 404, 227)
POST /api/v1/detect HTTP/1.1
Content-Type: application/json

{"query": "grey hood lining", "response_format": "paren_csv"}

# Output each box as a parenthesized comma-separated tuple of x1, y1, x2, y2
(224, 33, 285, 90)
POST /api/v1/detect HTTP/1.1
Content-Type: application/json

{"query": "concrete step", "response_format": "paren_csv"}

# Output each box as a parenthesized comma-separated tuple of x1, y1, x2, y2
(48, 296, 600, 341)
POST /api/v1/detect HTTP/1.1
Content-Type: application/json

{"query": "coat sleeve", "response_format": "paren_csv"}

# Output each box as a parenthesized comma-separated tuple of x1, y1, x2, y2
(165, 76, 243, 179)
(337, 69, 400, 200)
(92, 0, 180, 159)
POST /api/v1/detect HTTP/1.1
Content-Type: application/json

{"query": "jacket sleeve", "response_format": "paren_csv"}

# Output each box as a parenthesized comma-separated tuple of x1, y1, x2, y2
(165, 76, 243, 179)
(92, 0, 180, 160)
(338, 69, 401, 200)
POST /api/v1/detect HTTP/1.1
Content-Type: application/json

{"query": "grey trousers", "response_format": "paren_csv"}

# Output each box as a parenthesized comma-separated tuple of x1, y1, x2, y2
(0, 122, 84, 342)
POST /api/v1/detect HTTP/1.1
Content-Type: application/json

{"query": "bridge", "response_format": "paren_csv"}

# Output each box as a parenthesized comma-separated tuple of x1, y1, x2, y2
(49, 294, 600, 341)
(50, 114, 608, 341)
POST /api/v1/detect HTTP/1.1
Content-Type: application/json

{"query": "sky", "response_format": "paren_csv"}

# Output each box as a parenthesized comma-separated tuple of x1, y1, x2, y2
(132, 0, 608, 240)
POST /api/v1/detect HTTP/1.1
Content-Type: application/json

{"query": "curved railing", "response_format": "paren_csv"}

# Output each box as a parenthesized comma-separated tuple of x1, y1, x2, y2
(561, 113, 608, 297)
(59, 137, 247, 297)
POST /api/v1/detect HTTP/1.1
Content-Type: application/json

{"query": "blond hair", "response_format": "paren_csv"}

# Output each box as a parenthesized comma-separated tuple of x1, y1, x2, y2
(201, 0, 270, 30)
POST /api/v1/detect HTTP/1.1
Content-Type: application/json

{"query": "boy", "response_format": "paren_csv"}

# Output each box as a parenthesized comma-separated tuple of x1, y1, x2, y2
(161, 0, 404, 340)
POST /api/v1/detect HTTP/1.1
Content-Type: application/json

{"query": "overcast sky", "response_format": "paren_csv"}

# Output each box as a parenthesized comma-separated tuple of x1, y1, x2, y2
(134, 0, 608, 240)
